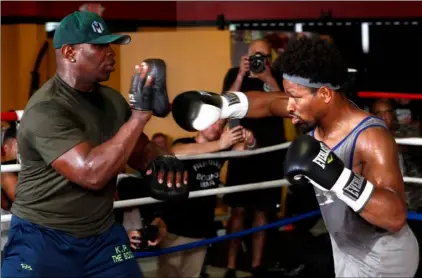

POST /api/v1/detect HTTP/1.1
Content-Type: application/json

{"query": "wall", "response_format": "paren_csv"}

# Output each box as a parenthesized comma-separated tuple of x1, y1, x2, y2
(1, 26, 231, 140)
(1, 24, 49, 111)
(119, 29, 231, 140)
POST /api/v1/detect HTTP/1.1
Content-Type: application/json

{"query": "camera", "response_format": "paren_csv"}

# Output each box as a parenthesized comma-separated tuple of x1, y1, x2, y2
(132, 224, 159, 251)
(249, 52, 267, 74)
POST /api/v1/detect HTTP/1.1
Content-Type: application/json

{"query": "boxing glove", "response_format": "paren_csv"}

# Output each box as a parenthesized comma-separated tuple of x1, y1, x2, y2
(128, 59, 170, 118)
(172, 91, 249, 131)
(283, 135, 374, 212)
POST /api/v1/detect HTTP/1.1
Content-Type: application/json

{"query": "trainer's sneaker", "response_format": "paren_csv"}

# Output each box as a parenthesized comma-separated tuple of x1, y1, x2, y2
(224, 269, 237, 278)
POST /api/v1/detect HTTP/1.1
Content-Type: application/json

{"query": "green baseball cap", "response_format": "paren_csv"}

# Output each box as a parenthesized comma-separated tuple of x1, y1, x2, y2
(53, 11, 131, 49)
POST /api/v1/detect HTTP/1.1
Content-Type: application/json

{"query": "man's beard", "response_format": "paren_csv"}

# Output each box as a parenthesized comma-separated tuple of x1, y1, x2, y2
(297, 122, 316, 134)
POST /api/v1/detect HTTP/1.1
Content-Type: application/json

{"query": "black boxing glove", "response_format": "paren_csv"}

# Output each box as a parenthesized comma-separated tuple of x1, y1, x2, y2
(129, 59, 170, 117)
(145, 155, 189, 202)
(172, 90, 249, 132)
(283, 135, 375, 212)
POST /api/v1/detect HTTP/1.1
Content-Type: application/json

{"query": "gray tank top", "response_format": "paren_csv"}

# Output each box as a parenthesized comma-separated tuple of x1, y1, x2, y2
(310, 116, 389, 250)
(308, 116, 419, 277)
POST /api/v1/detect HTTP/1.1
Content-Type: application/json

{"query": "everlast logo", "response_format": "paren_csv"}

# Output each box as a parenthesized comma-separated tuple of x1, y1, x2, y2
(222, 93, 240, 106)
(343, 175, 366, 201)
(312, 143, 332, 169)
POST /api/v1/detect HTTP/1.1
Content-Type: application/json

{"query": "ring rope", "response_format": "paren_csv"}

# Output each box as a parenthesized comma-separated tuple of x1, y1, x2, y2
(134, 209, 422, 258)
(358, 92, 422, 100)
(1, 110, 24, 122)
(135, 209, 322, 258)
(2, 138, 422, 173)
(2, 175, 422, 223)
(0, 179, 289, 223)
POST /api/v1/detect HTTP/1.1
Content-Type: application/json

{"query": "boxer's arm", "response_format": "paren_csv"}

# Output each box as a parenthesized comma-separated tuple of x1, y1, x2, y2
(355, 127, 407, 232)
(244, 91, 290, 118)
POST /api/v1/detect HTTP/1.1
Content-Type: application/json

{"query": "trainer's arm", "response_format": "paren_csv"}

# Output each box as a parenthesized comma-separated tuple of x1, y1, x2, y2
(126, 134, 168, 171)
(52, 111, 152, 191)
(243, 91, 290, 118)
(356, 127, 407, 232)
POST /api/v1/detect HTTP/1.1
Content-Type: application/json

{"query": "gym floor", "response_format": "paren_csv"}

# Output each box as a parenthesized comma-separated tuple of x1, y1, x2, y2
(138, 257, 251, 278)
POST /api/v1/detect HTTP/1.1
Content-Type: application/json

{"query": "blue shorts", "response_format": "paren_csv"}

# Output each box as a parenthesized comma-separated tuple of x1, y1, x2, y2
(1, 216, 143, 278)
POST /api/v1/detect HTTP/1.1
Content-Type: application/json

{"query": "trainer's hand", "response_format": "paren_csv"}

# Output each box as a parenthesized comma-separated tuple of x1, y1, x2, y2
(218, 126, 245, 149)
(145, 155, 189, 202)
(284, 135, 374, 212)
(172, 91, 249, 132)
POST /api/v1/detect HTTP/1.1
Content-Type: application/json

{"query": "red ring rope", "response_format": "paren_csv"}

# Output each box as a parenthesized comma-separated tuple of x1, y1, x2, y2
(358, 92, 422, 100)
(1, 111, 18, 122)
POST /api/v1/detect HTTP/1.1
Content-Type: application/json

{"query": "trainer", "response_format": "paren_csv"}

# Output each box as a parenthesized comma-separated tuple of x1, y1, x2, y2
(172, 36, 419, 277)
(2, 11, 187, 278)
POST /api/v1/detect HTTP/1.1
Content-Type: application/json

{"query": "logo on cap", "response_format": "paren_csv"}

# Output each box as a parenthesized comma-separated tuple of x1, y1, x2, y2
(91, 21, 104, 34)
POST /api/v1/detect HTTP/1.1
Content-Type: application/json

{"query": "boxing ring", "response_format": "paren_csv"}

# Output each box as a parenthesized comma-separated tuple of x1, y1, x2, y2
(2, 109, 422, 260)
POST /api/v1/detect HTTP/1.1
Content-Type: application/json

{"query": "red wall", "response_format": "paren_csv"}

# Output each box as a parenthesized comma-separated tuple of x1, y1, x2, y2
(2, 1, 422, 22)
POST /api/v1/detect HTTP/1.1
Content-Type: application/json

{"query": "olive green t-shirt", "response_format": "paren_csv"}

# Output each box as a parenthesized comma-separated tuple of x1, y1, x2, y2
(11, 75, 131, 238)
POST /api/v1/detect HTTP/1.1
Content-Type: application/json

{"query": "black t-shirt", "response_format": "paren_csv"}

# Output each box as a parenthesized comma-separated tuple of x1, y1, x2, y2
(222, 67, 287, 184)
(160, 137, 225, 239)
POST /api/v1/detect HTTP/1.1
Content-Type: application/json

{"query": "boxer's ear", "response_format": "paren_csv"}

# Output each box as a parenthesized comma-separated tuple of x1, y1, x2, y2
(318, 86, 333, 104)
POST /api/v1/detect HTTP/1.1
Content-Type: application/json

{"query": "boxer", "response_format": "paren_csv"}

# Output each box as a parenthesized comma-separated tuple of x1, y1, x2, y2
(172, 36, 419, 277)
(2, 11, 187, 278)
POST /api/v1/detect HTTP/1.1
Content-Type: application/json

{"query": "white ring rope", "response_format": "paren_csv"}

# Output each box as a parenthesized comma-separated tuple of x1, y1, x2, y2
(2, 128, 422, 223)
(2, 138, 422, 173)
(0, 179, 289, 223)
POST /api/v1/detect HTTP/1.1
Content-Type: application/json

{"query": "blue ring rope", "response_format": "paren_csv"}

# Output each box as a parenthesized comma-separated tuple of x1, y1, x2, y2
(135, 209, 321, 258)
(135, 210, 422, 258)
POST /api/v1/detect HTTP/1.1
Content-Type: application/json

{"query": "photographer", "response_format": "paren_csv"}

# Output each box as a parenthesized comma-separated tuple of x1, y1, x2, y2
(222, 39, 287, 278)
(117, 175, 167, 253)
(224, 39, 282, 93)
(157, 120, 255, 278)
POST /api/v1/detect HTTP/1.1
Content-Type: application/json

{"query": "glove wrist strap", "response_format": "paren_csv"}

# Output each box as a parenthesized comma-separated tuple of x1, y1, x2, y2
(220, 92, 249, 119)
(331, 168, 375, 212)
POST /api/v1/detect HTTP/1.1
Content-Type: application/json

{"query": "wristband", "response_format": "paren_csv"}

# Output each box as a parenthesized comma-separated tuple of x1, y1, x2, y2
(330, 168, 375, 213)
(220, 92, 249, 119)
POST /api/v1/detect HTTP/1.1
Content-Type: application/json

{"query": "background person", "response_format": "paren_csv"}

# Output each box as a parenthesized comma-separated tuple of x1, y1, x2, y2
(157, 120, 255, 278)
(222, 38, 287, 278)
